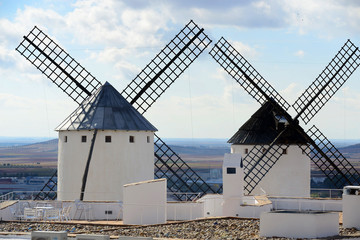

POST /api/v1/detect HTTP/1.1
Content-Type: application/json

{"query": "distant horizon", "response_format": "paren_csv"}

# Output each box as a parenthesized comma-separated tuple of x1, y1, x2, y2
(0, 136, 359, 148)
(2, 136, 360, 141)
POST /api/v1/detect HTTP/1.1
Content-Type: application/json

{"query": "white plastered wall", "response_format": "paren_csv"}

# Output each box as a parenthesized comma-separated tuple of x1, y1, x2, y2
(58, 130, 155, 201)
(223, 153, 244, 199)
(231, 144, 310, 197)
(343, 194, 360, 229)
(260, 211, 339, 238)
(167, 202, 204, 221)
(197, 194, 223, 217)
(222, 153, 244, 217)
(123, 178, 166, 225)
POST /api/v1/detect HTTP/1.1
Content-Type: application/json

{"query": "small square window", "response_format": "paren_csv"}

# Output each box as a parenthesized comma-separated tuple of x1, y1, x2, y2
(227, 167, 236, 174)
(147, 136, 150, 143)
(81, 136, 87, 142)
(244, 148, 248, 154)
(64, 136, 68, 143)
(105, 136, 111, 143)
(129, 136, 134, 143)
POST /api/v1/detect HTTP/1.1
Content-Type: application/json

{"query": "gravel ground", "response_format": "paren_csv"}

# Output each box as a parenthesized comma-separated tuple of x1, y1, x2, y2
(1, 218, 360, 239)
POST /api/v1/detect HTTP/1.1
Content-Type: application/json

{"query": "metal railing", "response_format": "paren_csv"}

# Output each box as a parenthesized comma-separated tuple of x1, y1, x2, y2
(0, 192, 14, 203)
(310, 188, 343, 199)
(168, 192, 203, 201)
(0, 191, 56, 202)
(0, 188, 344, 204)
(271, 197, 342, 212)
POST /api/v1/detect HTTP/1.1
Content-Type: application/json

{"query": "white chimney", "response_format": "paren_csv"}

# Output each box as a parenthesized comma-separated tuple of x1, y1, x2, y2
(222, 153, 244, 216)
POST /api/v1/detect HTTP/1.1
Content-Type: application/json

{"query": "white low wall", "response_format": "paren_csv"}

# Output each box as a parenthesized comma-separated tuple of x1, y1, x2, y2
(198, 194, 223, 217)
(76, 234, 110, 240)
(343, 194, 360, 229)
(1, 200, 122, 221)
(72, 202, 122, 220)
(270, 197, 342, 211)
(118, 237, 153, 240)
(260, 211, 339, 238)
(123, 179, 166, 225)
(167, 202, 203, 221)
(32, 231, 68, 240)
(238, 205, 272, 219)
(0, 205, 14, 221)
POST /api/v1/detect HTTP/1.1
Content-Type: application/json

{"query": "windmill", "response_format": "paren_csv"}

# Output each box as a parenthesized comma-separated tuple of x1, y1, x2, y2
(16, 20, 221, 201)
(210, 37, 360, 195)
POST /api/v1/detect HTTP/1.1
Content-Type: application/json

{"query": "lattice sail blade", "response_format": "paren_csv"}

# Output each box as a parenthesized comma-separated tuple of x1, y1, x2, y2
(293, 40, 360, 124)
(243, 144, 289, 194)
(16, 26, 102, 104)
(154, 134, 221, 201)
(300, 125, 360, 188)
(209, 37, 290, 110)
(34, 170, 57, 200)
(122, 20, 212, 114)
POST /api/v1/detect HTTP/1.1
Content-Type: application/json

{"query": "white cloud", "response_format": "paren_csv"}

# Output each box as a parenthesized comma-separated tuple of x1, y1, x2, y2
(64, 0, 171, 48)
(283, 0, 360, 37)
(294, 50, 305, 57)
(1, 0, 360, 139)
(279, 82, 301, 106)
(14, 6, 65, 31)
(90, 47, 132, 63)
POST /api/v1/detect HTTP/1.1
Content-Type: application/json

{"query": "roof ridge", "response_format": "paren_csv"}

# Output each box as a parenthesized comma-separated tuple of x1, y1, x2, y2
(56, 83, 157, 132)
(228, 101, 307, 145)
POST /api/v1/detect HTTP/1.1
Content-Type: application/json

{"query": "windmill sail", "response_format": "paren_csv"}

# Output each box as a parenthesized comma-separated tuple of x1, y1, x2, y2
(17, 22, 218, 201)
(211, 37, 360, 193)
(122, 20, 212, 114)
(243, 144, 289, 194)
(209, 37, 290, 110)
(300, 126, 360, 188)
(293, 40, 360, 124)
(122, 20, 219, 199)
(16, 26, 102, 104)
(154, 135, 221, 200)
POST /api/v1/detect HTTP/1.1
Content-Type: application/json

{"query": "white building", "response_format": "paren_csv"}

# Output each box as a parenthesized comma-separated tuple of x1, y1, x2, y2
(228, 102, 310, 197)
(56, 82, 157, 201)
(197, 152, 272, 219)
(222, 153, 244, 216)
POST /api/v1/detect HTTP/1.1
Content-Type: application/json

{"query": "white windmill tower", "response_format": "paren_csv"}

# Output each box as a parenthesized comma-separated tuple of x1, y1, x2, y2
(210, 38, 360, 198)
(228, 102, 310, 197)
(16, 22, 219, 202)
(56, 82, 157, 201)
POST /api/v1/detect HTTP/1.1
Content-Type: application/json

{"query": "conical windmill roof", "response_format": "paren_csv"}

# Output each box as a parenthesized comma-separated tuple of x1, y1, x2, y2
(56, 82, 157, 132)
(228, 101, 307, 145)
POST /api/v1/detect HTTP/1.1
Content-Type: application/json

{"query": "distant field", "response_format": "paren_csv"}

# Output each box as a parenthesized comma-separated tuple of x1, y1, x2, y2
(0, 138, 360, 177)
(0, 139, 58, 171)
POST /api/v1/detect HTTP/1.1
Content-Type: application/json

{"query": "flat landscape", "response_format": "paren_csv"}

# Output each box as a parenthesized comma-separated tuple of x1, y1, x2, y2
(0, 138, 359, 180)
(0, 139, 58, 177)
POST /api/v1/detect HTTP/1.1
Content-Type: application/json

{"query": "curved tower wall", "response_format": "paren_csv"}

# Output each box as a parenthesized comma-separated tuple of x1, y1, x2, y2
(231, 144, 310, 197)
(58, 130, 154, 201)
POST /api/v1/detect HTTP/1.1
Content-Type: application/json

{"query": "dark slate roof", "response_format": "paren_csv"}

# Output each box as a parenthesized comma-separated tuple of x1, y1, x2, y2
(56, 82, 157, 131)
(228, 101, 307, 145)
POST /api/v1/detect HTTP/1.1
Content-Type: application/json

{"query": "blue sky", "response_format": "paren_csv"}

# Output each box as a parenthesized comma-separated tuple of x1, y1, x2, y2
(0, 0, 360, 140)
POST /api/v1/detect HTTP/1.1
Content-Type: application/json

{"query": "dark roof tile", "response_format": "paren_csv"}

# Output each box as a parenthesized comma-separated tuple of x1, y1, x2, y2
(56, 82, 157, 132)
(228, 101, 307, 145)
